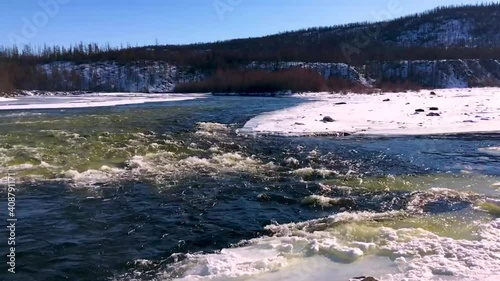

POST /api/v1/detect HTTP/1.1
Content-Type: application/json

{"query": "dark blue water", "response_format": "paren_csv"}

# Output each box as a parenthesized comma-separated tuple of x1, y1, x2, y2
(0, 96, 499, 281)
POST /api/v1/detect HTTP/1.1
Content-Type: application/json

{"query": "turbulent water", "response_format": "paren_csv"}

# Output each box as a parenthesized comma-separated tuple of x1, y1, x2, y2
(0, 96, 499, 281)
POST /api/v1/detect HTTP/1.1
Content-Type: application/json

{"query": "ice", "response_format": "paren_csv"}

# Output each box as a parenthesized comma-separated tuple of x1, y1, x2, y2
(166, 211, 500, 281)
(0, 93, 205, 111)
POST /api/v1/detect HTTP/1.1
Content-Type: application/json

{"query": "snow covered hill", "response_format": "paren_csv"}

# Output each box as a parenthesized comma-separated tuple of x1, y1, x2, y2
(32, 59, 500, 93)
(253, 60, 500, 89)
(296, 4, 500, 48)
(38, 61, 204, 93)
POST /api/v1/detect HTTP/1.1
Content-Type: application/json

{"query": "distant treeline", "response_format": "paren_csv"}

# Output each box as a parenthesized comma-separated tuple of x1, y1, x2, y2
(1, 47, 499, 93)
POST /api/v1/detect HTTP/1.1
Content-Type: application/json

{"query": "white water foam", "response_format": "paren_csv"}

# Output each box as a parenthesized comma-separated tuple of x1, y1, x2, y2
(2, 150, 276, 188)
(479, 147, 500, 156)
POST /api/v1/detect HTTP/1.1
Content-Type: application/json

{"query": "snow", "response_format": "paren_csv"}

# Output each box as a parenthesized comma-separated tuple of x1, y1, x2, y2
(247, 61, 373, 86)
(40, 61, 204, 93)
(164, 210, 500, 281)
(395, 18, 476, 47)
(0, 93, 205, 111)
(28, 59, 500, 92)
(239, 88, 500, 136)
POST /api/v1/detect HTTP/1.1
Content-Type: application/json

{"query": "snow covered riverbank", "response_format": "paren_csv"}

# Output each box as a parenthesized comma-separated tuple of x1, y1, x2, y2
(239, 88, 500, 136)
(0, 93, 206, 110)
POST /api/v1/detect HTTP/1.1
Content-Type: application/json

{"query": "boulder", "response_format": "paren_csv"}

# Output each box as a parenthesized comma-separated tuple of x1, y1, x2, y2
(430, 91, 437, 96)
(427, 112, 441, 117)
(429, 107, 439, 111)
(415, 109, 425, 113)
(322, 116, 335, 122)
(350, 277, 379, 281)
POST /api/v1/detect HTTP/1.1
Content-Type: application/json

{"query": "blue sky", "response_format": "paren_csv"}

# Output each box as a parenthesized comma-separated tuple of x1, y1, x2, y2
(0, 0, 485, 47)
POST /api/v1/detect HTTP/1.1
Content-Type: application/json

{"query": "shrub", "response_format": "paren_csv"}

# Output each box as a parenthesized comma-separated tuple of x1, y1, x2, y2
(374, 80, 426, 92)
(175, 68, 329, 93)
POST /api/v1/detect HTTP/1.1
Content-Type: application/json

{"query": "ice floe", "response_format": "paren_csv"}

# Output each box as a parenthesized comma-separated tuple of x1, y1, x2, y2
(0, 93, 205, 110)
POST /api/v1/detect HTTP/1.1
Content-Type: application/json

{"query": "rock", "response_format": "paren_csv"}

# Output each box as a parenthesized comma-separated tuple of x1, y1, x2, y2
(383, 99, 390, 102)
(406, 102, 410, 105)
(427, 112, 441, 117)
(322, 116, 335, 122)
(430, 91, 437, 96)
(350, 277, 379, 281)
(415, 109, 425, 113)
(295, 122, 305, 126)
(429, 107, 439, 111)
(283, 157, 300, 167)
(335, 102, 347, 105)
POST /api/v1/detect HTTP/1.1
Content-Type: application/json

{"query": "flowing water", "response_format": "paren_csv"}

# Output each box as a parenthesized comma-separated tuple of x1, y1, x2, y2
(0, 96, 499, 281)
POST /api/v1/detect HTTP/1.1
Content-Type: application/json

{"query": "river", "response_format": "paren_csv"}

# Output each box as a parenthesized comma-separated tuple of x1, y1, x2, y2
(0, 96, 499, 281)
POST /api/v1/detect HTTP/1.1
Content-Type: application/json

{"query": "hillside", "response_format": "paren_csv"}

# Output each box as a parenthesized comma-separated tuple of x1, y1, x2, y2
(128, 3, 500, 66)
(1, 3, 500, 94)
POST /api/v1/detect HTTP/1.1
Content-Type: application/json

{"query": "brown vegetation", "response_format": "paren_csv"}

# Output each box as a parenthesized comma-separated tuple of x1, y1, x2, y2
(374, 80, 427, 92)
(175, 68, 329, 94)
(174, 68, 383, 94)
(0, 64, 15, 93)
(174, 69, 434, 94)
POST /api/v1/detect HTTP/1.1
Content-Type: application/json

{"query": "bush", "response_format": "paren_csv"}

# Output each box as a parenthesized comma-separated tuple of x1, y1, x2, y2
(175, 68, 329, 93)
(468, 78, 500, 87)
(0, 66, 15, 94)
(374, 80, 426, 92)
(327, 77, 374, 93)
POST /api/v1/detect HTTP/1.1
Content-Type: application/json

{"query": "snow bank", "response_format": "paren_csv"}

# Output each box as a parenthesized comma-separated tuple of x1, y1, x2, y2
(162, 211, 500, 281)
(0, 93, 205, 111)
(239, 88, 500, 136)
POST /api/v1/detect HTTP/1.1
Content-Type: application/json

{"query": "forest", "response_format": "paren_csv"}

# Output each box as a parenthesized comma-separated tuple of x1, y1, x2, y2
(1, 3, 499, 93)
